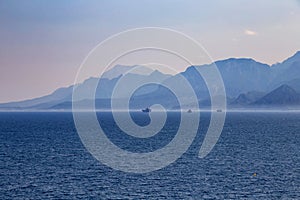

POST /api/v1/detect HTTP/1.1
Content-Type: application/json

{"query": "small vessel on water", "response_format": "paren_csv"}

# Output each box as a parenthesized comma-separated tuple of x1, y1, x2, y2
(187, 109, 192, 113)
(142, 107, 151, 113)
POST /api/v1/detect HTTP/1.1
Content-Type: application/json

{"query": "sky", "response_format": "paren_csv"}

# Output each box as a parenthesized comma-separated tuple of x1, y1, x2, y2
(0, 0, 300, 103)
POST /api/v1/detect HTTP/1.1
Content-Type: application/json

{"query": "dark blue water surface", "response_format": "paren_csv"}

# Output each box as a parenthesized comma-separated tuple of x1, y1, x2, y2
(0, 112, 299, 199)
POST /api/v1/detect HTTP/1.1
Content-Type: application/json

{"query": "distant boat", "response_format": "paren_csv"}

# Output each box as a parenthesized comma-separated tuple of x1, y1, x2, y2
(187, 109, 192, 113)
(216, 109, 222, 112)
(142, 107, 151, 113)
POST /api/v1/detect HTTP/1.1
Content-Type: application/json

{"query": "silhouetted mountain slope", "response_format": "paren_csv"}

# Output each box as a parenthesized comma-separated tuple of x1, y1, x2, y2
(215, 58, 271, 97)
(1, 51, 300, 110)
(253, 85, 300, 105)
(231, 91, 266, 106)
(269, 51, 300, 90)
(0, 86, 73, 109)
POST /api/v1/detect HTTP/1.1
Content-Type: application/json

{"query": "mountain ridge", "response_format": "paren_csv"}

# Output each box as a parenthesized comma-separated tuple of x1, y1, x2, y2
(1, 51, 300, 110)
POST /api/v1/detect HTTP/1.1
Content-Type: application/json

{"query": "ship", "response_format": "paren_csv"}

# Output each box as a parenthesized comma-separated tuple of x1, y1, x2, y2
(142, 107, 151, 113)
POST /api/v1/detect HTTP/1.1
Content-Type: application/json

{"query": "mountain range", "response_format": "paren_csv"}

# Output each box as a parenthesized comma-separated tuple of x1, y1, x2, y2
(1, 51, 300, 111)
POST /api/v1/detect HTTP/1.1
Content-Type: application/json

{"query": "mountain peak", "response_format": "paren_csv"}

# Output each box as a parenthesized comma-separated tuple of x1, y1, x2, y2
(215, 57, 270, 67)
(293, 51, 300, 57)
(1, 51, 300, 110)
(287, 51, 300, 61)
(273, 84, 297, 93)
(150, 69, 162, 75)
(253, 84, 299, 105)
(221, 57, 255, 62)
(276, 51, 300, 66)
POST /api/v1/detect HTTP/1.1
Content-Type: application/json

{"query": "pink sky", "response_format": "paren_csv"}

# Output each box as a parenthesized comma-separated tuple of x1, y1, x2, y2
(0, 0, 300, 103)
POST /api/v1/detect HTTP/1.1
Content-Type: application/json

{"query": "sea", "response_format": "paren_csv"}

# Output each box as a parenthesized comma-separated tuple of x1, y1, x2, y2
(0, 112, 299, 199)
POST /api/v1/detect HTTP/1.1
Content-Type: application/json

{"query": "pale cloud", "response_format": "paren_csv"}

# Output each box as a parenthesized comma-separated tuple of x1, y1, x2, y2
(244, 29, 258, 36)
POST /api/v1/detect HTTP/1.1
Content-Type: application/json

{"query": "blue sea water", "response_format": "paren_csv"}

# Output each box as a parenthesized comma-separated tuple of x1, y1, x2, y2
(0, 112, 299, 199)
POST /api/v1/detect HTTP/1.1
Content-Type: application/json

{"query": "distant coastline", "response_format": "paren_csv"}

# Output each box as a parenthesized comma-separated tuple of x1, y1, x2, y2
(1, 51, 300, 111)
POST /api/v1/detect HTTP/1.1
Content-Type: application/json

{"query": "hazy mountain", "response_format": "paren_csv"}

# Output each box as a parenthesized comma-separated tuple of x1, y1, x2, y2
(173, 58, 271, 99)
(269, 51, 300, 90)
(0, 66, 169, 110)
(215, 58, 271, 97)
(1, 70, 171, 110)
(0, 86, 73, 110)
(101, 65, 155, 79)
(1, 51, 300, 110)
(281, 78, 300, 93)
(253, 85, 300, 106)
(231, 91, 266, 106)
